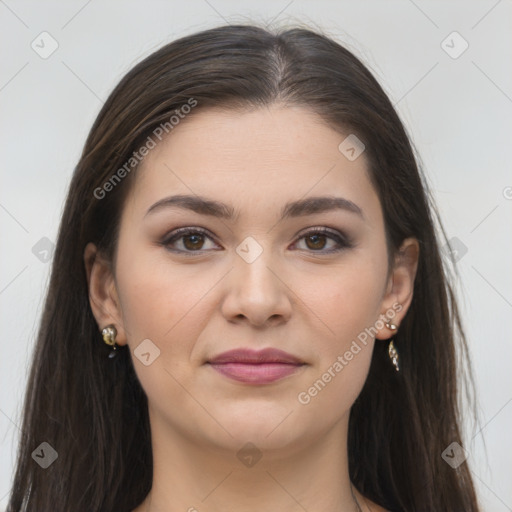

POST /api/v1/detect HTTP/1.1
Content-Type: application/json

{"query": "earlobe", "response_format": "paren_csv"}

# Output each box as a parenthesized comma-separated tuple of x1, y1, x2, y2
(376, 237, 420, 340)
(83, 242, 127, 345)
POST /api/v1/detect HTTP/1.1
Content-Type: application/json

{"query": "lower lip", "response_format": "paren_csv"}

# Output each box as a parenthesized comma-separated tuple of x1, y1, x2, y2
(208, 362, 304, 384)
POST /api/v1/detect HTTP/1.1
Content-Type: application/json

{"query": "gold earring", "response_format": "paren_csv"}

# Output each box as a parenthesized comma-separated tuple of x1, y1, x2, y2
(385, 321, 400, 372)
(102, 325, 118, 359)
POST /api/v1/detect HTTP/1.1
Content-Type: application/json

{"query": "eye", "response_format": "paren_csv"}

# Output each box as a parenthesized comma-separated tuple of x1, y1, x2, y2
(161, 227, 219, 254)
(161, 226, 353, 255)
(292, 227, 353, 253)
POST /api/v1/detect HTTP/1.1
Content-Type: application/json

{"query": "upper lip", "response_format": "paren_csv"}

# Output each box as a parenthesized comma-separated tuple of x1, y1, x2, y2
(208, 348, 304, 365)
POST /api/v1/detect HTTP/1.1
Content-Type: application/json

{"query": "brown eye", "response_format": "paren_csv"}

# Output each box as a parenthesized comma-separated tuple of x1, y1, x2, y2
(182, 233, 205, 250)
(162, 227, 219, 254)
(162, 226, 352, 256)
(305, 233, 328, 250)
(294, 228, 353, 254)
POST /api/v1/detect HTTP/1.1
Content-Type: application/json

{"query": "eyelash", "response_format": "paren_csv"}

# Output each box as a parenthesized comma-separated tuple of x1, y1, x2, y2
(160, 226, 353, 256)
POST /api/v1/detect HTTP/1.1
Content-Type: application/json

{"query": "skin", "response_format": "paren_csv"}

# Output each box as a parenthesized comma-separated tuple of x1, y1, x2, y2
(85, 105, 419, 512)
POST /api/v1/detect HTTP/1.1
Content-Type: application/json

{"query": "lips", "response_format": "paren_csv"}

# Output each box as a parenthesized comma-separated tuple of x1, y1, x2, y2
(207, 348, 305, 384)
(208, 347, 303, 365)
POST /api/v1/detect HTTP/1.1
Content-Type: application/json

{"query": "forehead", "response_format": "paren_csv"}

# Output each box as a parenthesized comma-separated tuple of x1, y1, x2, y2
(125, 105, 382, 224)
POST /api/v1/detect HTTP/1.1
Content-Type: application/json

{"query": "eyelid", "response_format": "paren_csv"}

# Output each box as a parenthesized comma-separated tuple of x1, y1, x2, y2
(161, 226, 221, 253)
(291, 226, 354, 253)
(295, 225, 352, 244)
(160, 225, 354, 255)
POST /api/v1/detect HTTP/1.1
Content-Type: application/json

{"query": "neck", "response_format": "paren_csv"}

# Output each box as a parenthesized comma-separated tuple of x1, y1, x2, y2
(134, 407, 365, 512)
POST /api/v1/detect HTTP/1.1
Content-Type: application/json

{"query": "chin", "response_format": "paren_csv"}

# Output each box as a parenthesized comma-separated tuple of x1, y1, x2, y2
(210, 407, 309, 451)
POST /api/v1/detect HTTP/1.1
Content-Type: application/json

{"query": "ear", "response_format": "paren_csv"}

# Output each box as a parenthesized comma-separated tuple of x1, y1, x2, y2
(84, 242, 127, 346)
(375, 237, 420, 340)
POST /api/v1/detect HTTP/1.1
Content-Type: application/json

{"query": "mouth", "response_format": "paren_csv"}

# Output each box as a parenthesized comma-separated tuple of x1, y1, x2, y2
(206, 347, 306, 384)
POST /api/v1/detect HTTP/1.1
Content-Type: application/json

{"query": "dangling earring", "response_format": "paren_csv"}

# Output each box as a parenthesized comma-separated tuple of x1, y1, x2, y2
(385, 321, 400, 372)
(102, 325, 118, 359)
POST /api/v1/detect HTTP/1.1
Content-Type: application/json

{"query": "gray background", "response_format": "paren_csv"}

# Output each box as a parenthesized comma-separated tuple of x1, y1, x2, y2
(1, 1, 511, 510)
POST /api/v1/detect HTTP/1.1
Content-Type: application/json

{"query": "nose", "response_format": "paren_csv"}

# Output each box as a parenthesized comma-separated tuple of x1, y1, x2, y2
(220, 249, 292, 328)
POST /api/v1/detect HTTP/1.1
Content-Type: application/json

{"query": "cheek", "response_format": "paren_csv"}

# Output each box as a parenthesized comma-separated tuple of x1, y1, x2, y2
(114, 251, 219, 399)
(302, 259, 386, 347)
(296, 269, 382, 414)
(115, 245, 219, 352)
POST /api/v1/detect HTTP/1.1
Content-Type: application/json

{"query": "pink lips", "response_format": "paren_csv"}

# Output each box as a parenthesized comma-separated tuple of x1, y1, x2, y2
(207, 348, 305, 384)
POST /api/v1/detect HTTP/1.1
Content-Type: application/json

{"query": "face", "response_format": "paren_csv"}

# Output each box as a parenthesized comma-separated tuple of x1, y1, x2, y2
(87, 105, 417, 458)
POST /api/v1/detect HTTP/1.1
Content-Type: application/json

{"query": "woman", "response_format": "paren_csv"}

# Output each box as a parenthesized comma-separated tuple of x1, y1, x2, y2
(7, 23, 481, 511)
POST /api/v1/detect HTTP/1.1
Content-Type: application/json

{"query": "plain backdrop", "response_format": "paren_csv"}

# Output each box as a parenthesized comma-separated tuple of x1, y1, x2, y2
(1, 1, 511, 510)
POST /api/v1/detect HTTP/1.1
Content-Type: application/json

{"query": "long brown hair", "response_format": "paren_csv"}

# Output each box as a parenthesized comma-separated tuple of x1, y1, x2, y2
(7, 23, 481, 511)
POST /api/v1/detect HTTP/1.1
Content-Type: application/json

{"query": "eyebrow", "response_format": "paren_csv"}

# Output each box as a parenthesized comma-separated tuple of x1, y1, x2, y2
(145, 194, 364, 221)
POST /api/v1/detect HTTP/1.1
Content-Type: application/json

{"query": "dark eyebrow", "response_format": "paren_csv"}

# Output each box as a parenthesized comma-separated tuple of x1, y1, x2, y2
(145, 194, 364, 221)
